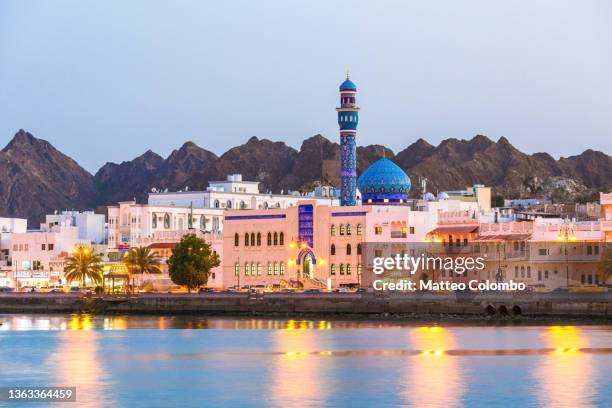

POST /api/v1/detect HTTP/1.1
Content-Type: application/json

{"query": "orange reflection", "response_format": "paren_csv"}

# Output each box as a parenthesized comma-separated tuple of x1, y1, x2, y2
(267, 327, 328, 407)
(47, 326, 112, 407)
(535, 326, 593, 408)
(406, 326, 464, 407)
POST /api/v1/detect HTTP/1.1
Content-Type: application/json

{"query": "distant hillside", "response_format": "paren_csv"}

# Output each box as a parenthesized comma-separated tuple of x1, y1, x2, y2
(1, 129, 610, 226)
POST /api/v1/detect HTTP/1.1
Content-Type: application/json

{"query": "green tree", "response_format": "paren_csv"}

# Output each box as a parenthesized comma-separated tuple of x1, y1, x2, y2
(168, 234, 220, 292)
(597, 245, 612, 286)
(64, 247, 104, 288)
(122, 247, 162, 289)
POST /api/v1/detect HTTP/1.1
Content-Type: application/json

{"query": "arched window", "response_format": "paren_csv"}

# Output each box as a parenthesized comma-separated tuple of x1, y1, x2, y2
(164, 213, 170, 229)
(250, 233, 255, 247)
(188, 214, 193, 229)
(279, 232, 284, 246)
(357, 243, 362, 255)
(234, 263, 240, 276)
(346, 244, 352, 255)
(274, 261, 279, 275)
(273, 232, 278, 246)
(214, 199, 220, 208)
(346, 224, 352, 235)
(251, 262, 256, 276)
(267, 262, 272, 275)
(267, 232, 272, 246)
(200, 215, 206, 230)
(340, 263, 345, 275)
(331, 244, 336, 255)
(330, 224, 336, 236)
(339, 224, 345, 235)
(240, 200, 246, 209)
(357, 224, 362, 235)
(280, 262, 285, 275)
(245, 262, 250, 276)
(347, 264, 352, 275)
(227, 200, 232, 209)
(244, 233, 249, 246)
(263, 202, 269, 209)
(256, 233, 261, 246)
(152, 212, 157, 228)
(330, 264, 336, 275)
(257, 263, 262, 275)
(234, 233, 239, 247)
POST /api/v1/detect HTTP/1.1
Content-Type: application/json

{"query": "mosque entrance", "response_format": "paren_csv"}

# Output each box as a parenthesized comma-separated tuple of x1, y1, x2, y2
(302, 253, 314, 279)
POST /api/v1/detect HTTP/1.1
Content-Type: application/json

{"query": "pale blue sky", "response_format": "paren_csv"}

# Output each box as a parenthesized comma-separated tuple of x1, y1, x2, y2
(1, 1, 610, 172)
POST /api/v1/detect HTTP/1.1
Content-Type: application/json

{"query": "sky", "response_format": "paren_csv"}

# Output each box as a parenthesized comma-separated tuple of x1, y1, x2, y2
(0, 0, 611, 173)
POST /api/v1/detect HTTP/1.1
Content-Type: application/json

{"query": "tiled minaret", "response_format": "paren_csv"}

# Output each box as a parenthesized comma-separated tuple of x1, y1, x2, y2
(336, 72, 359, 206)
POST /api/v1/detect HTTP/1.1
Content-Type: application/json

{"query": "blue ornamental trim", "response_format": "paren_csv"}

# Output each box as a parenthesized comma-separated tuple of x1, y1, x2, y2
(225, 214, 287, 221)
(296, 248, 317, 265)
(331, 211, 367, 217)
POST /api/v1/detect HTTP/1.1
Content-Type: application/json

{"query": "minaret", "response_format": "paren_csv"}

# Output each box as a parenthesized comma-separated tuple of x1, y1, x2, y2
(336, 71, 359, 206)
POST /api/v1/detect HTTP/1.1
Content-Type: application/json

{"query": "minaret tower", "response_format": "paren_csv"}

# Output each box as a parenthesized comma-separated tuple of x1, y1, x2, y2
(336, 71, 360, 206)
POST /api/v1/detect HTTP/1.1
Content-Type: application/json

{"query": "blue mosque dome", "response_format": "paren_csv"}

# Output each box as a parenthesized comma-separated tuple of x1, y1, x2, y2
(339, 78, 357, 91)
(358, 157, 411, 205)
(423, 192, 435, 201)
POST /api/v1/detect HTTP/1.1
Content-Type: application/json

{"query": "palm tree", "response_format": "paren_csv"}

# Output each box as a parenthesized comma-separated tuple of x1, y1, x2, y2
(64, 247, 104, 288)
(597, 245, 612, 286)
(122, 247, 162, 289)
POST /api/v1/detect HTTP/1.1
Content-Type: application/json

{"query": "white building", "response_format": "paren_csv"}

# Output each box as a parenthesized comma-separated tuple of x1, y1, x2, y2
(0, 217, 28, 286)
(148, 174, 340, 210)
(44, 210, 106, 244)
(107, 201, 223, 250)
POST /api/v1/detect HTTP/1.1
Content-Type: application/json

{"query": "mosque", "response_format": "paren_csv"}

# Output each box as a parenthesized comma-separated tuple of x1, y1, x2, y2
(220, 75, 485, 289)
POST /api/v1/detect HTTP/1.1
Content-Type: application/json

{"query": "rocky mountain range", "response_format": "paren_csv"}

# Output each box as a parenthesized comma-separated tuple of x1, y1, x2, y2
(1, 129, 610, 226)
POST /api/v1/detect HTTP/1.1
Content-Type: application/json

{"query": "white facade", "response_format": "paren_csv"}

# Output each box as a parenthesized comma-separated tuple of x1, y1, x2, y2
(107, 201, 223, 250)
(148, 175, 340, 210)
(0, 217, 28, 285)
(44, 210, 106, 244)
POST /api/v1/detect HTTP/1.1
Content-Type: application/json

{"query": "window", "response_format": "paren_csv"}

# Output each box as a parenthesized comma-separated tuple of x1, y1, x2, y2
(280, 262, 285, 275)
(346, 224, 352, 235)
(401, 227, 407, 238)
(274, 262, 279, 275)
(256, 233, 261, 246)
(330, 225, 336, 236)
(347, 264, 352, 275)
(409, 226, 415, 234)
(214, 199, 220, 208)
(527, 266, 531, 278)
(267, 262, 272, 275)
(227, 200, 232, 209)
(357, 243, 362, 255)
(41, 244, 46, 250)
(48, 244, 54, 251)
(152, 213, 157, 228)
(251, 262, 256, 276)
(250, 233, 255, 247)
(257, 263, 262, 275)
(581, 274, 585, 284)
(340, 264, 345, 275)
(339, 224, 345, 235)
(346, 244, 352, 255)
(463, 238, 468, 246)
(595, 245, 600, 255)
(245, 262, 250, 276)
(279, 232, 284, 246)
(331, 244, 336, 255)
(273, 232, 278, 245)
(375, 226, 382, 235)
(234, 233, 239, 247)
(374, 249, 382, 257)
(544, 270, 549, 279)
(357, 224, 362, 235)
(330, 264, 336, 275)
(520, 266, 525, 278)
(538, 248, 548, 256)
(538, 270, 542, 281)
(200, 215, 206, 230)
(245, 233, 249, 246)
(515, 266, 519, 278)
(267, 232, 272, 246)
(357, 263, 362, 275)
(164, 213, 170, 229)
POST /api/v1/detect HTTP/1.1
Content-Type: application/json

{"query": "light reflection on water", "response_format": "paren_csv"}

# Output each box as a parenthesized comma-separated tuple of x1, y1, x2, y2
(0, 315, 610, 407)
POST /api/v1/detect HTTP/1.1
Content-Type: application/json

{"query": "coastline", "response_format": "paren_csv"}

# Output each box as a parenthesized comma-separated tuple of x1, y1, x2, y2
(1, 292, 610, 323)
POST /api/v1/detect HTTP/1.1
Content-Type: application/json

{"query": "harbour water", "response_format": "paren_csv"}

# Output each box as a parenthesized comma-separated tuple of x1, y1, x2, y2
(0, 315, 610, 407)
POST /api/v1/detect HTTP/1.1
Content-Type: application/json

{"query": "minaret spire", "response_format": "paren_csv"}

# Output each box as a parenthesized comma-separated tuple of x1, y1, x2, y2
(336, 73, 360, 206)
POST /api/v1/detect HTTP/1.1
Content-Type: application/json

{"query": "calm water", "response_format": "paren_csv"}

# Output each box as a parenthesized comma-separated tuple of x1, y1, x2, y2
(0, 315, 610, 408)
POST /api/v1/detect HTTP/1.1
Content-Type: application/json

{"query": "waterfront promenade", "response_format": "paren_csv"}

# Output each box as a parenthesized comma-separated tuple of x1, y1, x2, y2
(0, 292, 610, 318)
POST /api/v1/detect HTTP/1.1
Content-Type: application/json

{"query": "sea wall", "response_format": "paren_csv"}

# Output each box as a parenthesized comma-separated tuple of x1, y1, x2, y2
(0, 292, 610, 318)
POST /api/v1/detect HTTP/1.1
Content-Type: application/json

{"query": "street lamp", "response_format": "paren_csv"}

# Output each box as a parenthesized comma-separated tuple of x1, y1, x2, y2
(557, 223, 576, 288)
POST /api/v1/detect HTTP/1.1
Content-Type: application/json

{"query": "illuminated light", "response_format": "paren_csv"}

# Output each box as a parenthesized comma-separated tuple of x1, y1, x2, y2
(289, 242, 296, 249)
(557, 235, 564, 241)
(570, 235, 577, 241)
(301, 242, 307, 249)
(383, 198, 389, 203)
